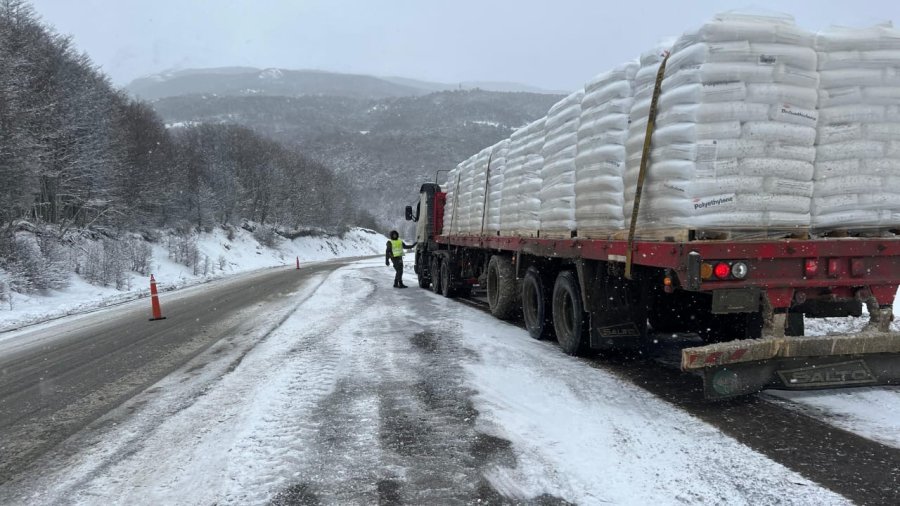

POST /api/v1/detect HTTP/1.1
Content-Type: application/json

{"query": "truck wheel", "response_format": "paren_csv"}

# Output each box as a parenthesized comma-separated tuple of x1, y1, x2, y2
(440, 260, 455, 298)
(553, 271, 589, 356)
(487, 255, 519, 320)
(430, 257, 443, 294)
(417, 267, 430, 289)
(522, 266, 553, 340)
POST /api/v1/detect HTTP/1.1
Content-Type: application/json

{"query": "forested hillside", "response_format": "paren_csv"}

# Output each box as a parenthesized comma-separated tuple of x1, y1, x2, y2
(0, 0, 372, 298)
(150, 90, 563, 221)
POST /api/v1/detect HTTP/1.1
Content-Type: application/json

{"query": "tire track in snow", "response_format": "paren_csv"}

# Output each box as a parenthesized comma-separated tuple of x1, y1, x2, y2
(272, 267, 568, 505)
(220, 272, 372, 503)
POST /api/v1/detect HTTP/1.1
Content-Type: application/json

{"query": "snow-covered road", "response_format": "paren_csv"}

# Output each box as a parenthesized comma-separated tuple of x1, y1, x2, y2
(1, 259, 897, 504)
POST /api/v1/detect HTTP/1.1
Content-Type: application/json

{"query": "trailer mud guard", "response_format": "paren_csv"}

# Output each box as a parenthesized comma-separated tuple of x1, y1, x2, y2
(683, 332, 900, 400)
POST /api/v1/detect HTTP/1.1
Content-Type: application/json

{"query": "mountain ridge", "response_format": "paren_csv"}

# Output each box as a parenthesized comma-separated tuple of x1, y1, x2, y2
(127, 67, 565, 101)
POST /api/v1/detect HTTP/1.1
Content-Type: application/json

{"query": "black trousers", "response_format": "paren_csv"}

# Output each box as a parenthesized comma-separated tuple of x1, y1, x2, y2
(391, 257, 404, 285)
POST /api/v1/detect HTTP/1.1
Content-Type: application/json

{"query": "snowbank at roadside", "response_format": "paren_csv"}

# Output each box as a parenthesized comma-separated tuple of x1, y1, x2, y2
(0, 227, 384, 332)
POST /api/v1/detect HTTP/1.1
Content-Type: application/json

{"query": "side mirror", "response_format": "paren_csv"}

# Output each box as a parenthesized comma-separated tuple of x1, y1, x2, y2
(404, 205, 413, 221)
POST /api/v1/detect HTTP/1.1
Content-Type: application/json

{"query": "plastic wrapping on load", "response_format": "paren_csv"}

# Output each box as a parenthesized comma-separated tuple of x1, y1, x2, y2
(484, 139, 509, 233)
(575, 61, 638, 234)
(684, 11, 815, 47)
(625, 13, 818, 235)
(540, 91, 583, 234)
(813, 23, 900, 230)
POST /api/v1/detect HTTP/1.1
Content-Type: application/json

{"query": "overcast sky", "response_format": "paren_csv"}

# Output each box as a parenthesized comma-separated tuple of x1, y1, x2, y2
(30, 0, 900, 91)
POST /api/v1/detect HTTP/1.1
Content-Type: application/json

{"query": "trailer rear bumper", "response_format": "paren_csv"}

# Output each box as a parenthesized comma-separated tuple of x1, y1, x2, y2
(682, 332, 900, 400)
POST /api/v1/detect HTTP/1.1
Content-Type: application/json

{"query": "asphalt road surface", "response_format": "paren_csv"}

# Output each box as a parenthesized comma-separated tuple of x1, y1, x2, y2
(0, 262, 341, 485)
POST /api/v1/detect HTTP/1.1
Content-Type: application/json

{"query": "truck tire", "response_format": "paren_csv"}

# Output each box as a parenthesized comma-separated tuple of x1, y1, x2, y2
(417, 267, 430, 289)
(440, 260, 455, 298)
(430, 256, 443, 294)
(553, 270, 589, 356)
(487, 255, 519, 320)
(522, 266, 553, 340)
(415, 251, 430, 289)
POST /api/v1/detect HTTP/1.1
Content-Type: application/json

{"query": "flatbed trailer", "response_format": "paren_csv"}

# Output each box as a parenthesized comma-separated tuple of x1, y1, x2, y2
(406, 184, 900, 399)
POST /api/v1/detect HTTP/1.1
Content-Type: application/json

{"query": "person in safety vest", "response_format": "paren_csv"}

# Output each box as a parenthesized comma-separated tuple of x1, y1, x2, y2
(385, 230, 416, 288)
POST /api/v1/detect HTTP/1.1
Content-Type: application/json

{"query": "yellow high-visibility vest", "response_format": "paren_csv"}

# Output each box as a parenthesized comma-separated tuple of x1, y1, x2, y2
(390, 239, 404, 257)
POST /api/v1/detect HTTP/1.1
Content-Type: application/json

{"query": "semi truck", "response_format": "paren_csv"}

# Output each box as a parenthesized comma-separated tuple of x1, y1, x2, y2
(405, 183, 900, 399)
(401, 14, 900, 400)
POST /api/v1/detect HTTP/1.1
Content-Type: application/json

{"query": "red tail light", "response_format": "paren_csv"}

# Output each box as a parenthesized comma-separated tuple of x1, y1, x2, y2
(713, 263, 731, 279)
(804, 259, 818, 277)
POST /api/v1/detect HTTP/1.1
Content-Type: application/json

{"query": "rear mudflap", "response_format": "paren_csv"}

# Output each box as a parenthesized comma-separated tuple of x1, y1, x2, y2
(700, 353, 900, 400)
(681, 332, 900, 400)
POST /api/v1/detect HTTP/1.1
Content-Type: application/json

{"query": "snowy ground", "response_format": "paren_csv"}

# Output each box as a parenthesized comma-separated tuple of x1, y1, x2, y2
(2, 259, 879, 505)
(762, 297, 900, 450)
(0, 227, 385, 333)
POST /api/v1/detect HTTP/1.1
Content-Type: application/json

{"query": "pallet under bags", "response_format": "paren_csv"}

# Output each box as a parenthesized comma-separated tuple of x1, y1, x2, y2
(539, 90, 583, 235)
(813, 23, 900, 230)
(575, 62, 638, 235)
(625, 12, 820, 235)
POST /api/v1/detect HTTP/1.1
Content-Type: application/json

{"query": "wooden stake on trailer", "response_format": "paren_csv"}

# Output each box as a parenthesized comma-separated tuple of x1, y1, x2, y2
(625, 51, 670, 280)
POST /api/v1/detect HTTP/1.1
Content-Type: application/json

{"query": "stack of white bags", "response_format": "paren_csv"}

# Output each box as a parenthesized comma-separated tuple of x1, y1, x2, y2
(443, 164, 458, 234)
(814, 24, 900, 229)
(442, 12, 900, 238)
(626, 12, 820, 232)
(449, 154, 475, 234)
(467, 147, 491, 233)
(540, 90, 583, 234)
(498, 129, 527, 235)
(484, 139, 509, 233)
(576, 62, 638, 233)
(497, 118, 545, 234)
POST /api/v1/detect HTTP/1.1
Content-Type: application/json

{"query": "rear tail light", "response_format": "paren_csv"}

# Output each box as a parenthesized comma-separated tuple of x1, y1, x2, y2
(804, 259, 819, 277)
(702, 261, 751, 281)
(713, 263, 731, 279)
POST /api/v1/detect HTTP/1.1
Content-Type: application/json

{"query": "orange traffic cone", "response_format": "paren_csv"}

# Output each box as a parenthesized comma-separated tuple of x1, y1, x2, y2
(149, 274, 166, 321)
(296, 256, 300, 270)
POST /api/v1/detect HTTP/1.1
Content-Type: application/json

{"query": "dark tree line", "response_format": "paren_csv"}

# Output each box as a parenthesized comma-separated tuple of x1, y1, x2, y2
(0, 0, 375, 235)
